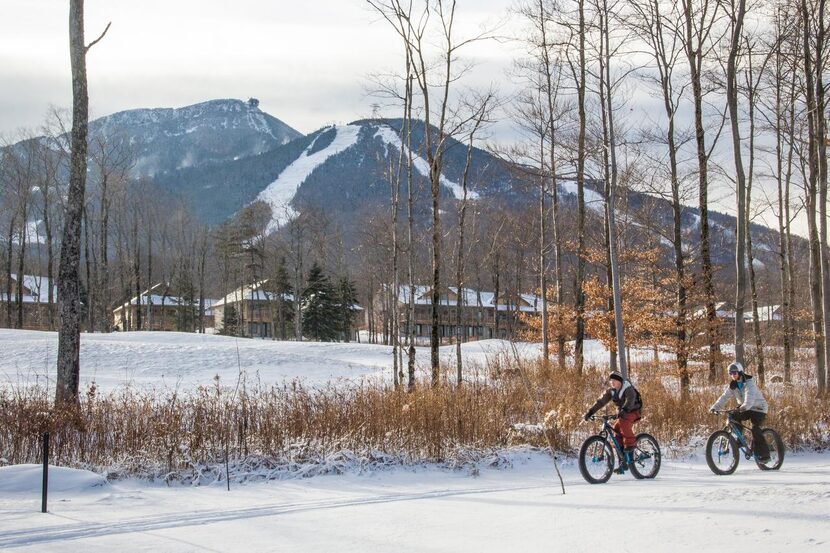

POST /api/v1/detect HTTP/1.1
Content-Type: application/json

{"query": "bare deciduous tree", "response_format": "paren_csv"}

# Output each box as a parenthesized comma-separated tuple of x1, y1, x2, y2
(55, 0, 110, 404)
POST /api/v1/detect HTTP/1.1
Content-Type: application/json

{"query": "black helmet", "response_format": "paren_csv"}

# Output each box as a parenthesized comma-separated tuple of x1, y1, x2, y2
(608, 370, 624, 383)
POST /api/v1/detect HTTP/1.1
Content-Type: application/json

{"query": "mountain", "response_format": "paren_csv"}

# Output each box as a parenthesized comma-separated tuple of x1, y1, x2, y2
(152, 116, 784, 273)
(153, 118, 525, 229)
(89, 98, 302, 177)
(5, 100, 788, 276)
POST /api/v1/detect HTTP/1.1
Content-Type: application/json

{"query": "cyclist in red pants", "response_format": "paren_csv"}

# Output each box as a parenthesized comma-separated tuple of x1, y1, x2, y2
(584, 371, 643, 469)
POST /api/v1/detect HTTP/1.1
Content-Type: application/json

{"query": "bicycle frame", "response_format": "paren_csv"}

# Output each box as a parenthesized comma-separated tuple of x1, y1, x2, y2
(593, 416, 627, 468)
(724, 414, 755, 459)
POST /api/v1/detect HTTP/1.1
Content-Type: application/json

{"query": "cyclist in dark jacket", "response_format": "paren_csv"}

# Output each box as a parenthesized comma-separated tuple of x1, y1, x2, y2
(710, 361, 770, 462)
(584, 371, 642, 467)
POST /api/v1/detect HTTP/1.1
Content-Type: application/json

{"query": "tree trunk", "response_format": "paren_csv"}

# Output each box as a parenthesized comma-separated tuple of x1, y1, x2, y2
(774, 26, 793, 383)
(682, 0, 721, 382)
(600, 0, 627, 377)
(16, 209, 27, 329)
(727, 0, 748, 366)
(539, 134, 549, 370)
(574, 0, 587, 375)
(814, 0, 830, 393)
(743, 51, 765, 383)
(56, 0, 96, 404)
(4, 216, 14, 328)
(802, 0, 827, 392)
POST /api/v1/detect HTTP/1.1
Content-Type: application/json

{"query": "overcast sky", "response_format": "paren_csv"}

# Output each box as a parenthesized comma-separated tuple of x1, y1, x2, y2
(0, 1, 809, 237)
(0, 0, 514, 137)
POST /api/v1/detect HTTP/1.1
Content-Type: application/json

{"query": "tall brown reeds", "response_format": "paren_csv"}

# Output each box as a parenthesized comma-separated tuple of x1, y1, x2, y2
(1, 356, 827, 481)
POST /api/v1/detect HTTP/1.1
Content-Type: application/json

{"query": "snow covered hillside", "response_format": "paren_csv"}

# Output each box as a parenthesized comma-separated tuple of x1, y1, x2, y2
(1, 451, 827, 552)
(0, 329, 553, 391)
(0, 329, 682, 392)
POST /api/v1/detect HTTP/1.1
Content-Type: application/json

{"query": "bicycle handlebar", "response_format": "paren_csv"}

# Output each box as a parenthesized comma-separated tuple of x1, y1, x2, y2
(586, 414, 619, 421)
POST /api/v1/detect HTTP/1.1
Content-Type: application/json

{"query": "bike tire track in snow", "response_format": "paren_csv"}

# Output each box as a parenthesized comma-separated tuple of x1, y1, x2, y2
(0, 483, 546, 548)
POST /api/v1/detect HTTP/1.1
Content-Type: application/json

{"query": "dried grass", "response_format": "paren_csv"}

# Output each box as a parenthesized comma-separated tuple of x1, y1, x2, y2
(2, 354, 828, 480)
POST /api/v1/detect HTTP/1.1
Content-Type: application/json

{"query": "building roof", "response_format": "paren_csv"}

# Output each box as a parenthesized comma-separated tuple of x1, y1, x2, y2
(395, 285, 541, 313)
(213, 279, 293, 308)
(0, 274, 57, 304)
(743, 304, 782, 322)
(115, 282, 217, 312)
(691, 302, 782, 322)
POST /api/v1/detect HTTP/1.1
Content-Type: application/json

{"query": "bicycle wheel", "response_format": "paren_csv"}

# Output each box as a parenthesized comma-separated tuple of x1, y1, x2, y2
(755, 428, 785, 471)
(705, 430, 739, 475)
(578, 435, 614, 484)
(629, 433, 661, 479)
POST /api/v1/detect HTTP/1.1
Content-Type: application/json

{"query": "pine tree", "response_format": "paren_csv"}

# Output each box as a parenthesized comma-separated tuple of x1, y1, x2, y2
(301, 262, 338, 341)
(220, 304, 239, 336)
(337, 276, 358, 342)
(272, 257, 294, 340)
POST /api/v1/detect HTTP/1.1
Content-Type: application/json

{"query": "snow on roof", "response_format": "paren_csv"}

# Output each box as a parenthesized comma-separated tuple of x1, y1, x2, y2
(0, 274, 57, 304)
(690, 302, 731, 320)
(117, 282, 218, 311)
(395, 285, 541, 313)
(214, 279, 293, 308)
(691, 302, 782, 321)
(743, 305, 782, 322)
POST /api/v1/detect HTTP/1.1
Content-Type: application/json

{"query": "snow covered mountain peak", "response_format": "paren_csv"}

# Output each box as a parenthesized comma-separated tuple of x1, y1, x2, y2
(88, 98, 302, 177)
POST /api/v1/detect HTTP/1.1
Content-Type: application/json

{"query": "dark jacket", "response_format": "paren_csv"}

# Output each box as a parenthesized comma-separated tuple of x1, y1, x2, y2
(587, 380, 642, 416)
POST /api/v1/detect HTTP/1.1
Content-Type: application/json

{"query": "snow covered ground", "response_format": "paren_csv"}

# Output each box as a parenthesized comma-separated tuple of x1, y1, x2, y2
(1, 451, 828, 552)
(4, 329, 825, 551)
(0, 329, 673, 392)
(0, 329, 529, 391)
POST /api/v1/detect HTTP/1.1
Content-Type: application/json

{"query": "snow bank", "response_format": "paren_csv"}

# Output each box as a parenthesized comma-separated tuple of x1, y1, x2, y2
(0, 464, 107, 494)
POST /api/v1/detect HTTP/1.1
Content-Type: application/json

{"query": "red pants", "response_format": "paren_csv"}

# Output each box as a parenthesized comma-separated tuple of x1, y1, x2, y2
(613, 410, 641, 449)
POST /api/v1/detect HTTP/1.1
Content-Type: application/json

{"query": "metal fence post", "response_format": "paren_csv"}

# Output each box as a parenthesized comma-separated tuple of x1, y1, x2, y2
(41, 432, 49, 513)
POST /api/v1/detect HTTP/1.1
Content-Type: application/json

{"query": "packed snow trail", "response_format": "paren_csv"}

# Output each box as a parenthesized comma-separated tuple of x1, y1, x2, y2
(1, 453, 828, 552)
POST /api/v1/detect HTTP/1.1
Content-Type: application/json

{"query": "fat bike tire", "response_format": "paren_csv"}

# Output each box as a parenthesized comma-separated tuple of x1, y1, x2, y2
(578, 435, 614, 484)
(755, 428, 785, 471)
(705, 430, 739, 475)
(629, 433, 661, 479)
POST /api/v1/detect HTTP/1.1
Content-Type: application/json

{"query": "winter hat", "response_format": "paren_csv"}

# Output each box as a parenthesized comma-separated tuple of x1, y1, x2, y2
(608, 371, 624, 383)
(727, 361, 744, 374)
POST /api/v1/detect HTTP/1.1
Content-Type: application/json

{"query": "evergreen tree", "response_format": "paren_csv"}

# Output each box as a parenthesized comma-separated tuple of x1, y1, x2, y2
(220, 304, 239, 336)
(337, 276, 359, 342)
(175, 265, 197, 332)
(271, 257, 294, 340)
(301, 262, 338, 341)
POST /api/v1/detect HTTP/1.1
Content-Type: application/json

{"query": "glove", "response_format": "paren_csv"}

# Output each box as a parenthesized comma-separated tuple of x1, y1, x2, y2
(583, 412, 592, 421)
(709, 408, 716, 413)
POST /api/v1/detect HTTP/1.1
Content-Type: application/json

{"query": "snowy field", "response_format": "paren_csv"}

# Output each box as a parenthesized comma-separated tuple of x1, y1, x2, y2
(0, 329, 669, 391)
(3, 329, 826, 551)
(1, 452, 828, 552)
